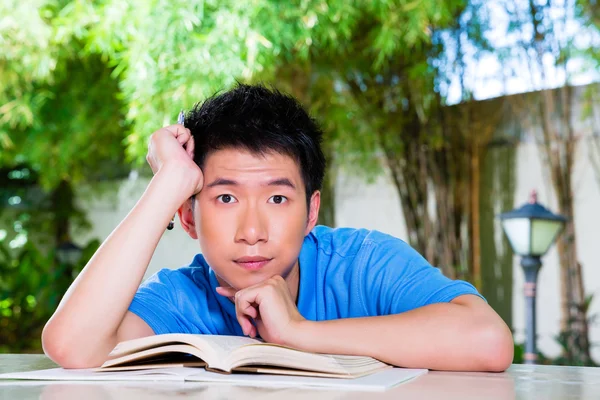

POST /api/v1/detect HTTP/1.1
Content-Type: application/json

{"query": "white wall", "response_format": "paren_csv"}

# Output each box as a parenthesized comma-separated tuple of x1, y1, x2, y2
(74, 173, 199, 281)
(75, 140, 600, 362)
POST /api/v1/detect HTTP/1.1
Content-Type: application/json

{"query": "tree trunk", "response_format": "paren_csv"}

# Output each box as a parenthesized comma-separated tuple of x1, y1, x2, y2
(537, 85, 592, 365)
(51, 179, 74, 248)
(345, 76, 502, 282)
(556, 198, 591, 364)
(588, 88, 600, 190)
(480, 144, 516, 327)
(469, 132, 481, 289)
(49, 179, 75, 308)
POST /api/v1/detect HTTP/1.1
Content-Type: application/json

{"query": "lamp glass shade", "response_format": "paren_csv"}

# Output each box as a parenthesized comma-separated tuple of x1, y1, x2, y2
(501, 218, 531, 256)
(531, 219, 564, 255)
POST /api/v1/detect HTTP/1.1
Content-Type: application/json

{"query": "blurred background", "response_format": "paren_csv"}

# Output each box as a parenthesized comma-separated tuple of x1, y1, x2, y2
(1, 0, 599, 366)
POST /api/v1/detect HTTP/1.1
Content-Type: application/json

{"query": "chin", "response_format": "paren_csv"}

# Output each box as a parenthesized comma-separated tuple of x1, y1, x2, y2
(217, 271, 269, 290)
(242, 272, 274, 286)
(214, 259, 296, 289)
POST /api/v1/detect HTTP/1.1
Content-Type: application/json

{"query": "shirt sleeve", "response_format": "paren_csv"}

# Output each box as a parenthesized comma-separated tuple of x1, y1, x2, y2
(128, 269, 202, 335)
(358, 236, 485, 316)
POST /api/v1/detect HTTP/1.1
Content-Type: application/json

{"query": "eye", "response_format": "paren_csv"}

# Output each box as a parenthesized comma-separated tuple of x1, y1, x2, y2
(268, 195, 288, 204)
(217, 194, 238, 204)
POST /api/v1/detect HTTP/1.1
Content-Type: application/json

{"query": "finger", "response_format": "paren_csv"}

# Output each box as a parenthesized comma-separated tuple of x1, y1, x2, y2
(186, 136, 195, 159)
(216, 287, 255, 336)
(176, 131, 191, 146)
(240, 315, 252, 336)
(215, 286, 236, 298)
(251, 314, 263, 339)
(241, 303, 258, 319)
(237, 302, 255, 336)
(238, 311, 258, 337)
(234, 290, 261, 336)
(163, 124, 189, 139)
(217, 287, 258, 336)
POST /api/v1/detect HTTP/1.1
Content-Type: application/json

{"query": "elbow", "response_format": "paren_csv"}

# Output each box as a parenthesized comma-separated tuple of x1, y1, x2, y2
(42, 322, 105, 369)
(475, 322, 514, 372)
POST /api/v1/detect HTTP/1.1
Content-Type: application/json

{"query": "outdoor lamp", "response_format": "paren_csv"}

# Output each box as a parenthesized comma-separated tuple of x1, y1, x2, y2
(56, 241, 83, 266)
(499, 190, 566, 365)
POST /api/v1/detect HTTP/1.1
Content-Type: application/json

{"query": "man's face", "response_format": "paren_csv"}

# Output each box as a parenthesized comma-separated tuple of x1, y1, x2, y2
(189, 148, 319, 290)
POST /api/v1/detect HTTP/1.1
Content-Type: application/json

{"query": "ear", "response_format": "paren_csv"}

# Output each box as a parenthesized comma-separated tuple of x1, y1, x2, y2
(305, 190, 321, 235)
(177, 197, 198, 239)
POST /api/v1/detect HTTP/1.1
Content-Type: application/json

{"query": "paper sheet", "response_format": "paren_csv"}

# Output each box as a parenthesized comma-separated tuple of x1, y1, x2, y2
(0, 367, 427, 391)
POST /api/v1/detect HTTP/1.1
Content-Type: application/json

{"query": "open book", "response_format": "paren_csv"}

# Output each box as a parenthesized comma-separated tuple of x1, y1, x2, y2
(97, 334, 390, 379)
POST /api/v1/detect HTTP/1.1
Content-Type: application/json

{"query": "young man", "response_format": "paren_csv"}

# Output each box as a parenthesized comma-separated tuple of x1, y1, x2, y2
(42, 84, 513, 372)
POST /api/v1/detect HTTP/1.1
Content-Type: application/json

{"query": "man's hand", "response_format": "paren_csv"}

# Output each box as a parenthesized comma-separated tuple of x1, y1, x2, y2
(146, 124, 203, 196)
(215, 276, 306, 346)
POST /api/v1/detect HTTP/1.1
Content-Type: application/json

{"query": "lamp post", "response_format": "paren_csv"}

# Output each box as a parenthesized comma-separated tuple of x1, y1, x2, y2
(499, 190, 566, 364)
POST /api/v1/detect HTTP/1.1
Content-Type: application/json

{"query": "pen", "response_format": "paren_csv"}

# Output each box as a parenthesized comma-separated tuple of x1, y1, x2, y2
(167, 110, 186, 231)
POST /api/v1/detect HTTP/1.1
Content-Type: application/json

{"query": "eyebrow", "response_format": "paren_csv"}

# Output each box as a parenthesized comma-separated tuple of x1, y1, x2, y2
(206, 178, 238, 188)
(205, 177, 297, 190)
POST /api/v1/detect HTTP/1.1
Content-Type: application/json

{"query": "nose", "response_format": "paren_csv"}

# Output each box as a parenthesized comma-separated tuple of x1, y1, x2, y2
(234, 202, 268, 245)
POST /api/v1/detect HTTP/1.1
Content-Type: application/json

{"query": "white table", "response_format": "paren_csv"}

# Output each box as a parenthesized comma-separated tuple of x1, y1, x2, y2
(1, 354, 600, 399)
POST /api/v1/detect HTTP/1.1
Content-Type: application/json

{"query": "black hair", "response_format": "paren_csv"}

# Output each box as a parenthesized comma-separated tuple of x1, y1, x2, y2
(184, 83, 326, 207)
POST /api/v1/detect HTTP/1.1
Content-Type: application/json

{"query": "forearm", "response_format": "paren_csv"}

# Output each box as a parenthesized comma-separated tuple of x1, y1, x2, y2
(42, 167, 192, 363)
(293, 302, 513, 372)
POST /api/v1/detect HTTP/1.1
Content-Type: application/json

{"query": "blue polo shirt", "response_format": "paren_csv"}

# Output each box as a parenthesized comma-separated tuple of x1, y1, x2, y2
(129, 226, 483, 335)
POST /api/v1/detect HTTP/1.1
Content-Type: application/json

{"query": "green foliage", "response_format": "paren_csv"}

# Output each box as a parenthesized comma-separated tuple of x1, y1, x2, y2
(37, 0, 465, 166)
(1, 2, 130, 190)
(512, 342, 556, 366)
(553, 294, 599, 367)
(1, 7, 127, 354)
(0, 0, 59, 134)
(0, 49, 129, 189)
(513, 341, 524, 364)
(0, 0, 475, 186)
(480, 145, 517, 326)
(0, 0, 468, 192)
(0, 242, 51, 353)
(578, 0, 600, 41)
(0, 238, 100, 353)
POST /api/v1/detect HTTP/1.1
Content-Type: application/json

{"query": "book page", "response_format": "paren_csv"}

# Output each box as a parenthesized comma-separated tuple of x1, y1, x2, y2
(107, 334, 263, 371)
(101, 345, 208, 369)
(0, 367, 201, 382)
(184, 367, 428, 391)
(96, 362, 206, 372)
(185, 335, 262, 355)
(227, 344, 389, 376)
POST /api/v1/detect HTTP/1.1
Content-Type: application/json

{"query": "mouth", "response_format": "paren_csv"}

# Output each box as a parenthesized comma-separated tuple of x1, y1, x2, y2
(234, 256, 273, 271)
